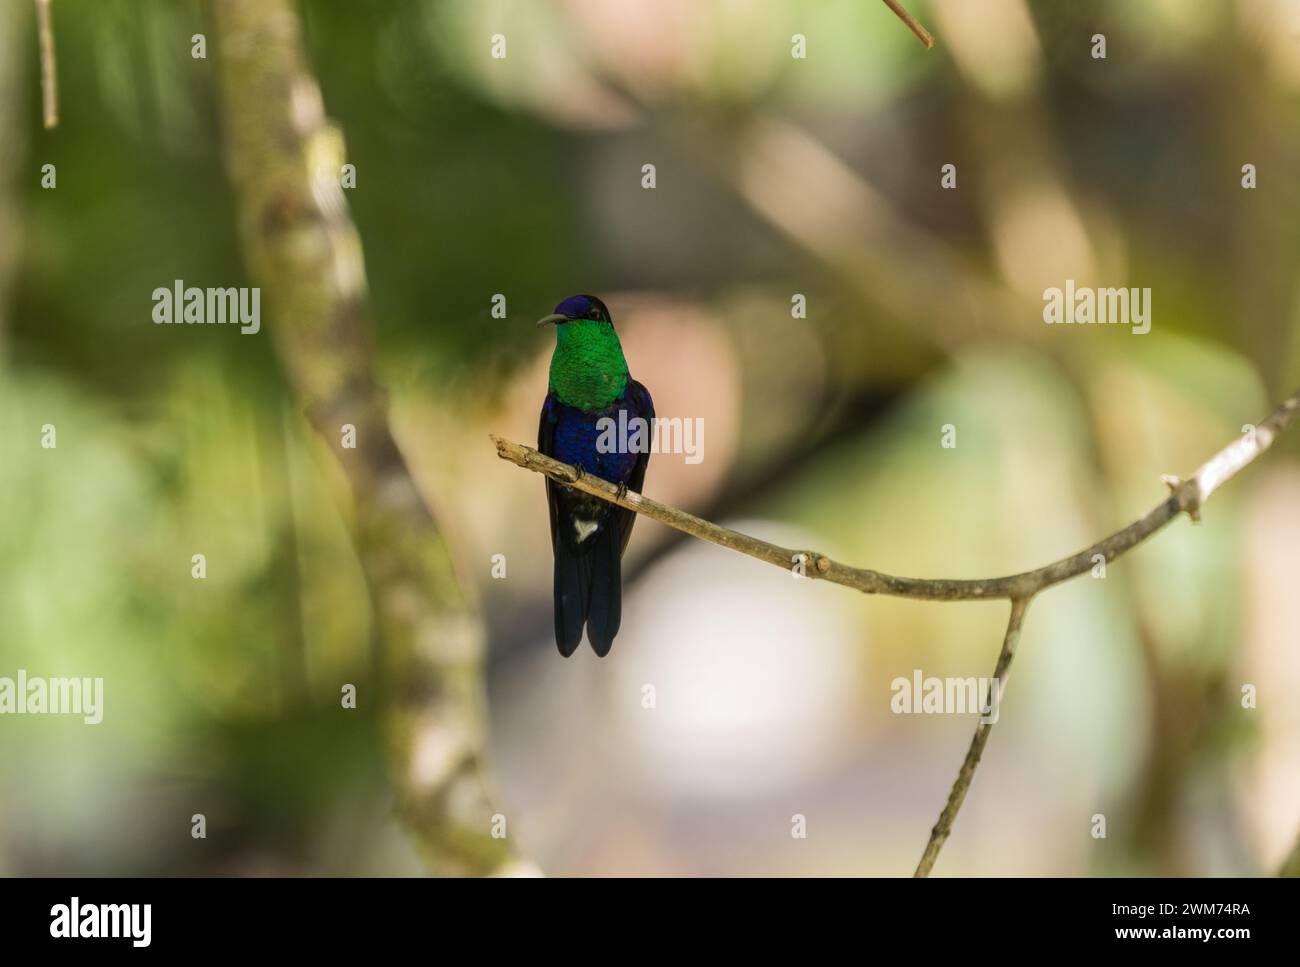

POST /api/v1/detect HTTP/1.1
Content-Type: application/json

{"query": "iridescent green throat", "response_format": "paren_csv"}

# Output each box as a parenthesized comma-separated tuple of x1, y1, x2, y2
(549, 319, 630, 411)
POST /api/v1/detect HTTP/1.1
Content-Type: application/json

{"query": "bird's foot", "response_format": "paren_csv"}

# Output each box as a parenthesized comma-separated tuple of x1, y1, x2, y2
(569, 465, 585, 485)
(614, 481, 629, 501)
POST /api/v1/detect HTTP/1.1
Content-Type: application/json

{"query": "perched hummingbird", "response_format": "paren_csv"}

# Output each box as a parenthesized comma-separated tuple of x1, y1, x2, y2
(537, 295, 654, 657)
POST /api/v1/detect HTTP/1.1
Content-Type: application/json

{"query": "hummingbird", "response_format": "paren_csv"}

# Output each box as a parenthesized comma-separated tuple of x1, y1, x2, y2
(537, 295, 654, 657)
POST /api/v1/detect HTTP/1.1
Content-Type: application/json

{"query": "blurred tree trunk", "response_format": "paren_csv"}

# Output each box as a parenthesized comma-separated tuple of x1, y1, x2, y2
(208, 0, 527, 876)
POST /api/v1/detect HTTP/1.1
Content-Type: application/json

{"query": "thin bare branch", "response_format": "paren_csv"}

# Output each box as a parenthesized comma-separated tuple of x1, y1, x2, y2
(914, 596, 1029, 876)
(882, 0, 934, 49)
(493, 387, 1298, 603)
(34, 0, 57, 129)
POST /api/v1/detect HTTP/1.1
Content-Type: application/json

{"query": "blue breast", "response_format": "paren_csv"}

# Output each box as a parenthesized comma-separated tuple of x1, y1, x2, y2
(548, 394, 645, 486)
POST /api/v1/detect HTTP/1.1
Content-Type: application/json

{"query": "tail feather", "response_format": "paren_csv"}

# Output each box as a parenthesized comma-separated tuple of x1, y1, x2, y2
(552, 541, 590, 657)
(585, 524, 623, 657)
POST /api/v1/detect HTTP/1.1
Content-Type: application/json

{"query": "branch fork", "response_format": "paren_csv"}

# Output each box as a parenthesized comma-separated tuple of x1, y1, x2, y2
(493, 388, 1299, 874)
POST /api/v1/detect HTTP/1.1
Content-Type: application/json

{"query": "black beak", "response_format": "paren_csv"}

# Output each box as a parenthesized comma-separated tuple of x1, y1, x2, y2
(536, 313, 569, 328)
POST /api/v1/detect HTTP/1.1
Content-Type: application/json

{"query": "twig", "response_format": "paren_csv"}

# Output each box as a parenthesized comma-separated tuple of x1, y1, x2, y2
(34, 0, 57, 129)
(493, 387, 1298, 604)
(882, 0, 934, 49)
(492, 386, 1299, 873)
(914, 596, 1029, 876)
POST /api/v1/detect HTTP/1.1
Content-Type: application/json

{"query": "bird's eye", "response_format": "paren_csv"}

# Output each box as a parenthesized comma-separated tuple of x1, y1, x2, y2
(587, 307, 601, 320)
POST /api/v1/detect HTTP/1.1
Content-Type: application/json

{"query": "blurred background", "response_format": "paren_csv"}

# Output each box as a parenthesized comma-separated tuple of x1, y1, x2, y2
(1, 0, 1299, 876)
